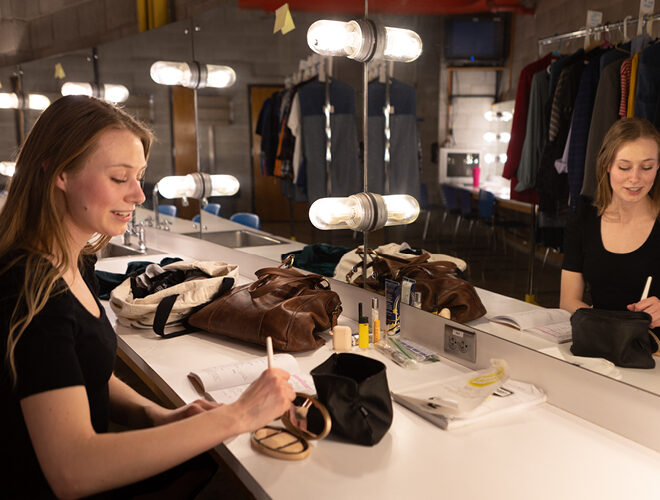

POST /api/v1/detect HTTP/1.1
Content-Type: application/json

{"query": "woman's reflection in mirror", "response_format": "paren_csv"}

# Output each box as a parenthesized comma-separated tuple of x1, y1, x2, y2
(560, 117, 660, 330)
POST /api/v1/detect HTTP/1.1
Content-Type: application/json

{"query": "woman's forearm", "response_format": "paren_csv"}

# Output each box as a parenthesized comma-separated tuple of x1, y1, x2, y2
(108, 374, 167, 428)
(24, 369, 293, 499)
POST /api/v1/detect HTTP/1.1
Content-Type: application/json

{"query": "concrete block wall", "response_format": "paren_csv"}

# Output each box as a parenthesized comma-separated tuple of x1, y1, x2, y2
(0, 0, 138, 67)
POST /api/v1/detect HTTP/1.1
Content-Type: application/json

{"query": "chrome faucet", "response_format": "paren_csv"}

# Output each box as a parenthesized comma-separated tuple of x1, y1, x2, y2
(124, 211, 147, 253)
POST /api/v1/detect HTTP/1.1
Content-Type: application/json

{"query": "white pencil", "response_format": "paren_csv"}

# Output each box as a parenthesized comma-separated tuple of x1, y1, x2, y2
(641, 276, 652, 301)
(266, 336, 274, 369)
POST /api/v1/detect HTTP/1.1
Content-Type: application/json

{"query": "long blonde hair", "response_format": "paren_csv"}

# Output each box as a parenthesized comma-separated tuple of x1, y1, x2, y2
(595, 117, 660, 215)
(1, 95, 153, 383)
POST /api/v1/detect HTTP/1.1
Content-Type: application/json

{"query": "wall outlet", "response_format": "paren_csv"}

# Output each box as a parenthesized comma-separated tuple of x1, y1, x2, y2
(443, 325, 476, 363)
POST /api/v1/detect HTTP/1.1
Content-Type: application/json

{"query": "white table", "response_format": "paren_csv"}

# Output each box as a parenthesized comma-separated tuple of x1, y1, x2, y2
(97, 232, 660, 500)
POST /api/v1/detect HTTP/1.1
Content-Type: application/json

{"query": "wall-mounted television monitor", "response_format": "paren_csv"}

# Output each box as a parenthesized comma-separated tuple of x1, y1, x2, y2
(439, 148, 481, 186)
(444, 14, 510, 67)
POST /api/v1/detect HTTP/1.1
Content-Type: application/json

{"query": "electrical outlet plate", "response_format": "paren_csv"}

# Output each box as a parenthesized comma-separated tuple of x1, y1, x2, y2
(443, 325, 476, 363)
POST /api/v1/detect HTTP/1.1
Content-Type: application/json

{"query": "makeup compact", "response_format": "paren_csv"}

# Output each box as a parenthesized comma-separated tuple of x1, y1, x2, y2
(251, 393, 332, 460)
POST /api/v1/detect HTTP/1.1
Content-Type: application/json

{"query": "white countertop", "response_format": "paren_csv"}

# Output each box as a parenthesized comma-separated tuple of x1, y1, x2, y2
(96, 229, 660, 499)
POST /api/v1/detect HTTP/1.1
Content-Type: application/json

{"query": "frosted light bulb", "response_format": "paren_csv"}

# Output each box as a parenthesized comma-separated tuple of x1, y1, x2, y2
(205, 65, 236, 88)
(308, 19, 422, 63)
(499, 132, 511, 143)
(157, 173, 239, 199)
(61, 82, 93, 97)
(150, 61, 193, 87)
(157, 175, 197, 199)
(483, 132, 497, 143)
(382, 194, 420, 226)
(309, 197, 362, 230)
(0, 161, 16, 177)
(309, 193, 419, 231)
(103, 83, 130, 103)
(484, 154, 495, 164)
(499, 153, 508, 163)
(382, 26, 422, 62)
(307, 20, 363, 59)
(484, 110, 513, 122)
(27, 94, 50, 110)
(0, 92, 19, 109)
(209, 174, 240, 195)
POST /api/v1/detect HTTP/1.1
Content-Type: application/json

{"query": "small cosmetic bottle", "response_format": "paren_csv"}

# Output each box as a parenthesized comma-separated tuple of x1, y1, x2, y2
(371, 297, 381, 344)
(332, 325, 352, 351)
(358, 303, 369, 349)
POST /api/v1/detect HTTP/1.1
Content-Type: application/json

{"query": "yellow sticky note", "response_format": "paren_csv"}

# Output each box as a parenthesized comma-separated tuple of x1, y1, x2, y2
(54, 63, 66, 79)
(273, 3, 295, 35)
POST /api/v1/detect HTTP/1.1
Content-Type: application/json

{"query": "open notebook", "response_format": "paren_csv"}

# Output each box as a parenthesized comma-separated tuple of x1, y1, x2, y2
(188, 354, 315, 404)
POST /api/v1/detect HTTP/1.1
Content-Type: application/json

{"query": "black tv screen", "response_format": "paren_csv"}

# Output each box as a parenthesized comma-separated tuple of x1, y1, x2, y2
(444, 14, 509, 66)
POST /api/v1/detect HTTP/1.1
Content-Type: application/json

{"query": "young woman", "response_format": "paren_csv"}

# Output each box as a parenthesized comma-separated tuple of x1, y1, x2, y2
(561, 117, 660, 329)
(0, 95, 295, 498)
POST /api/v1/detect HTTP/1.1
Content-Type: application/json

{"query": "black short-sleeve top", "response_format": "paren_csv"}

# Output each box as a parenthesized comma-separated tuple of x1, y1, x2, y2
(562, 203, 660, 310)
(0, 254, 117, 498)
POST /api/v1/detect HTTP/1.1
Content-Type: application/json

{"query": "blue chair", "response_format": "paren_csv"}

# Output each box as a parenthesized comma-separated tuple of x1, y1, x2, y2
(457, 187, 478, 240)
(192, 203, 221, 223)
(158, 204, 177, 217)
(440, 184, 461, 239)
(478, 189, 498, 248)
(230, 212, 261, 230)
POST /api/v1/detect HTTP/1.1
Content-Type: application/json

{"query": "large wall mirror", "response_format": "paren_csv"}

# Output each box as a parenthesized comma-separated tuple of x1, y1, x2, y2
(1, 1, 657, 400)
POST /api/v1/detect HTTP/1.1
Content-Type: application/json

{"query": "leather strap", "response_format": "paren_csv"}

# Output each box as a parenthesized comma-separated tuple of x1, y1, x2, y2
(153, 277, 234, 339)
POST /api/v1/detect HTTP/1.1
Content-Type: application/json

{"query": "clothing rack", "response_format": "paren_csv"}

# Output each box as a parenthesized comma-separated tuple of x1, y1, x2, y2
(286, 54, 333, 86)
(367, 61, 395, 192)
(537, 12, 660, 54)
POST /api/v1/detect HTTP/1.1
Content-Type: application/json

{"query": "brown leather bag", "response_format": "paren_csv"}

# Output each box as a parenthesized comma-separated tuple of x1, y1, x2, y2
(349, 249, 486, 323)
(188, 266, 342, 351)
(348, 248, 431, 291)
(396, 262, 487, 323)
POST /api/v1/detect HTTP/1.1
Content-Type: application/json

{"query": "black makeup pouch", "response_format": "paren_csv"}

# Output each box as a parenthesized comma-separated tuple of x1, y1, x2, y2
(570, 308, 658, 369)
(310, 353, 393, 446)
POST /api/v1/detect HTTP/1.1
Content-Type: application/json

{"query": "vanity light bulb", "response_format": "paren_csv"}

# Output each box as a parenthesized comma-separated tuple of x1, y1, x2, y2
(499, 132, 511, 143)
(26, 94, 50, 110)
(309, 196, 362, 230)
(205, 65, 236, 88)
(157, 175, 197, 199)
(307, 19, 422, 63)
(483, 132, 497, 143)
(307, 20, 363, 59)
(0, 161, 16, 177)
(157, 173, 240, 199)
(484, 153, 496, 164)
(61, 82, 93, 97)
(498, 153, 508, 163)
(309, 193, 419, 231)
(484, 110, 513, 122)
(0, 92, 19, 109)
(103, 83, 130, 103)
(209, 174, 240, 196)
(381, 194, 420, 226)
(150, 61, 193, 87)
(382, 26, 423, 62)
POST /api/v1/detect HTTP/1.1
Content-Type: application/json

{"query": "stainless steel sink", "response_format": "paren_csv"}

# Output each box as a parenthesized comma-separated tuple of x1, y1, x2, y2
(96, 243, 163, 259)
(183, 229, 284, 248)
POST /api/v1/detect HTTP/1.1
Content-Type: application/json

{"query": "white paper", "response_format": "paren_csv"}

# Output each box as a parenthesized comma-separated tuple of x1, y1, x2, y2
(188, 353, 315, 404)
(489, 308, 572, 343)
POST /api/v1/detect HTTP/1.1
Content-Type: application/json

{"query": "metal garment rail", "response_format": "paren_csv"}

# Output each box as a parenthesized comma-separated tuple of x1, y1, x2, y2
(538, 12, 660, 52)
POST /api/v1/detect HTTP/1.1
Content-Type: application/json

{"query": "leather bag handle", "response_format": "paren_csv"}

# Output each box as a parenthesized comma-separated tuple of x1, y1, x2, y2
(249, 270, 329, 298)
(153, 277, 235, 339)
